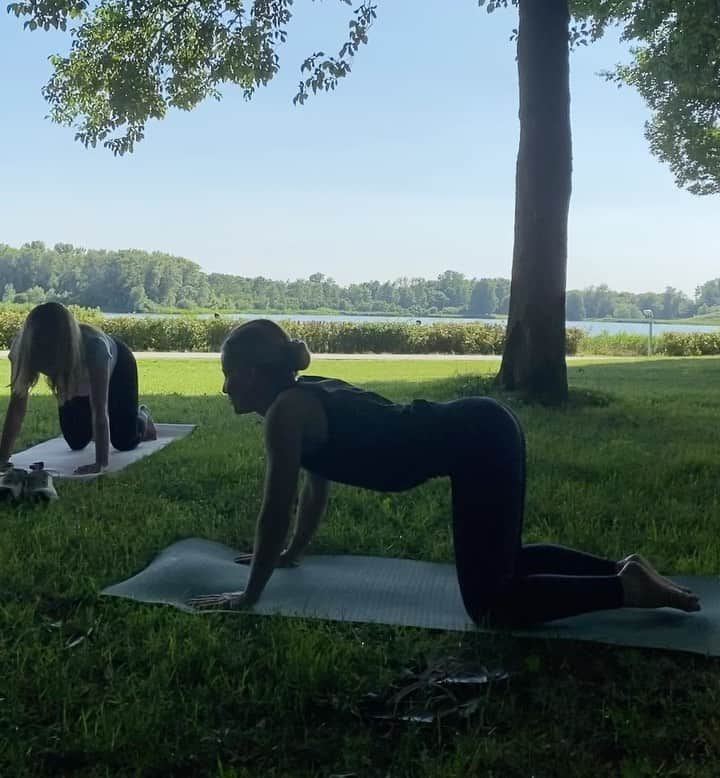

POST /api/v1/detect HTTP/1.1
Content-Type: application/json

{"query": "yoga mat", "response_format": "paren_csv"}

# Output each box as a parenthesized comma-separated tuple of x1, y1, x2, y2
(11, 423, 196, 480)
(102, 538, 720, 657)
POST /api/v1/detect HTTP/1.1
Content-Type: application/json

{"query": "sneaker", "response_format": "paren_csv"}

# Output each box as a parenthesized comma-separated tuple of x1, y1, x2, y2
(25, 466, 58, 502)
(0, 466, 28, 500)
(138, 404, 157, 441)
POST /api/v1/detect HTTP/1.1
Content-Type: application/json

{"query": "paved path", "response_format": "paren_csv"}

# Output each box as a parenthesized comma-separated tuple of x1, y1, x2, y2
(130, 352, 636, 361)
(0, 350, 635, 361)
(135, 352, 500, 360)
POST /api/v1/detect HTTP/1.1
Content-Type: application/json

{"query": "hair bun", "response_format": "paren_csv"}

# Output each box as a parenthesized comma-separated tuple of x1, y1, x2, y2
(288, 339, 311, 371)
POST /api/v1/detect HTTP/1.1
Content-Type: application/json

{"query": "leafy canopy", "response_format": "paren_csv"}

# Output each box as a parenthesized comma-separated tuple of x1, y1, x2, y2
(7, 0, 376, 154)
(480, 0, 719, 195)
(7, 0, 719, 194)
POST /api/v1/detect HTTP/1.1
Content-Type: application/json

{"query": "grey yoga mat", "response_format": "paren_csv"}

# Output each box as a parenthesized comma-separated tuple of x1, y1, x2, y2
(11, 423, 196, 479)
(102, 538, 720, 656)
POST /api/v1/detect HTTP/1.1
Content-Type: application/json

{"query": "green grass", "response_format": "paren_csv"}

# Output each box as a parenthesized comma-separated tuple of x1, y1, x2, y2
(2, 356, 720, 776)
(674, 315, 720, 326)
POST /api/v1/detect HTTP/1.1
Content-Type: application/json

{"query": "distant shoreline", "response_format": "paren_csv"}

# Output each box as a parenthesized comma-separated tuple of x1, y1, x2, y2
(99, 309, 720, 326)
(2, 302, 719, 327)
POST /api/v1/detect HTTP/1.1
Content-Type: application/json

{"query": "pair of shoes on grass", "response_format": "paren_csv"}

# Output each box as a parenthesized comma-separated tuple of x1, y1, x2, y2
(0, 462, 58, 502)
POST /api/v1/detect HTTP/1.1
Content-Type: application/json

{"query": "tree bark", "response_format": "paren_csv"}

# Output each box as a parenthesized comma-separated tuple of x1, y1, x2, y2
(498, 0, 572, 405)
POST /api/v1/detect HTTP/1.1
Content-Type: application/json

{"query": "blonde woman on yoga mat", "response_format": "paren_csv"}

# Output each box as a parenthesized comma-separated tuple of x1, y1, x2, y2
(189, 319, 701, 624)
(0, 302, 157, 476)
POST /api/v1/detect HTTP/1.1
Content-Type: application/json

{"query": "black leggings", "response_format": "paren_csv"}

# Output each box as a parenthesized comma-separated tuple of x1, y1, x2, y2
(59, 338, 145, 453)
(444, 398, 623, 627)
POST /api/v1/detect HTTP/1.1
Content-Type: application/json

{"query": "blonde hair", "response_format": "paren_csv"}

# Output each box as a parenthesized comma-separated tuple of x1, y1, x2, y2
(222, 319, 311, 376)
(10, 302, 86, 401)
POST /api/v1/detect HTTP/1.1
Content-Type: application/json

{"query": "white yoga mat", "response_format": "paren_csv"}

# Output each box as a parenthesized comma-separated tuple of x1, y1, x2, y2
(11, 423, 196, 479)
(102, 538, 720, 656)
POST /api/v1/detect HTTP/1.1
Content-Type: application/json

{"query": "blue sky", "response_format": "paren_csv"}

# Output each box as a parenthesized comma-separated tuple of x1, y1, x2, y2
(0, 1, 717, 295)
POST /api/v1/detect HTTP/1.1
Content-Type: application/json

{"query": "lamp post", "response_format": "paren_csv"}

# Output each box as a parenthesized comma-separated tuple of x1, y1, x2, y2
(642, 309, 654, 356)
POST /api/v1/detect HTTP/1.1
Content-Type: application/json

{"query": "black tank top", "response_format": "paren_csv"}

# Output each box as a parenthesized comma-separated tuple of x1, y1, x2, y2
(294, 376, 446, 492)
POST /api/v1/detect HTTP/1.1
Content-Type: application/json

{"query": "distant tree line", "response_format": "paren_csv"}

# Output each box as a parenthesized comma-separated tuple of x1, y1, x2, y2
(0, 242, 717, 319)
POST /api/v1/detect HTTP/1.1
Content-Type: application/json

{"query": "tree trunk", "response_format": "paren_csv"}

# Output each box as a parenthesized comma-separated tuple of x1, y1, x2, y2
(498, 0, 572, 405)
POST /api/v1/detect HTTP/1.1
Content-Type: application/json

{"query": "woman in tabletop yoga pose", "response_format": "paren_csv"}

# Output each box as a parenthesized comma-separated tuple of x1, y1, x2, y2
(0, 302, 157, 477)
(189, 319, 700, 625)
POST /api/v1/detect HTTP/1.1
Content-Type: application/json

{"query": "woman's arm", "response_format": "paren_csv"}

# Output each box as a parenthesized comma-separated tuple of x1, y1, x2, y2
(0, 393, 28, 464)
(243, 397, 305, 601)
(190, 395, 304, 609)
(78, 363, 110, 474)
(280, 473, 330, 566)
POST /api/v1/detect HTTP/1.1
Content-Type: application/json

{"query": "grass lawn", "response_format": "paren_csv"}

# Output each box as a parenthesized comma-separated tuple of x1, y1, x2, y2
(673, 315, 720, 326)
(1, 356, 720, 776)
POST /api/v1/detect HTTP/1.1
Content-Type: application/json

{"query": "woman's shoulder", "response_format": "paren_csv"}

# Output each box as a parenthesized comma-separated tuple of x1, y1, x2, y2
(297, 374, 394, 406)
(297, 374, 341, 385)
(79, 322, 109, 339)
(80, 325, 114, 365)
(265, 383, 328, 444)
(296, 375, 360, 392)
(273, 380, 327, 415)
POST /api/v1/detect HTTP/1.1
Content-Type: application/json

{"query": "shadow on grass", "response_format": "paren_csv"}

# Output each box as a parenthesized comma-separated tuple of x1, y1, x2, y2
(1, 358, 717, 588)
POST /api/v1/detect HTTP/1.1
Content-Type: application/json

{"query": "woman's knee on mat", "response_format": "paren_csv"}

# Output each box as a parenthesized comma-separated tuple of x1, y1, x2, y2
(109, 410, 142, 451)
(65, 435, 91, 452)
(475, 591, 539, 629)
(110, 433, 140, 452)
(458, 574, 525, 628)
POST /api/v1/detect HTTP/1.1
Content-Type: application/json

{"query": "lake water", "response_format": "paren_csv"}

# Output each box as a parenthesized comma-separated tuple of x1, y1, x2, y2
(103, 311, 719, 336)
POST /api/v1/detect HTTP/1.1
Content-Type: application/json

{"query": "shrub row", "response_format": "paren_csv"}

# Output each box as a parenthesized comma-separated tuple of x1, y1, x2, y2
(0, 309, 718, 357)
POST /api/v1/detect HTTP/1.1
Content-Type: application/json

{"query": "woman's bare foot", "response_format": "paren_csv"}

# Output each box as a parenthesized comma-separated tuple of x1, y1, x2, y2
(619, 561, 701, 612)
(618, 553, 692, 594)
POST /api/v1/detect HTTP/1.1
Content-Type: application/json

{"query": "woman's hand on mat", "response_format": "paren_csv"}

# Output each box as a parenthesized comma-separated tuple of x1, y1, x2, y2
(187, 591, 253, 610)
(74, 462, 105, 475)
